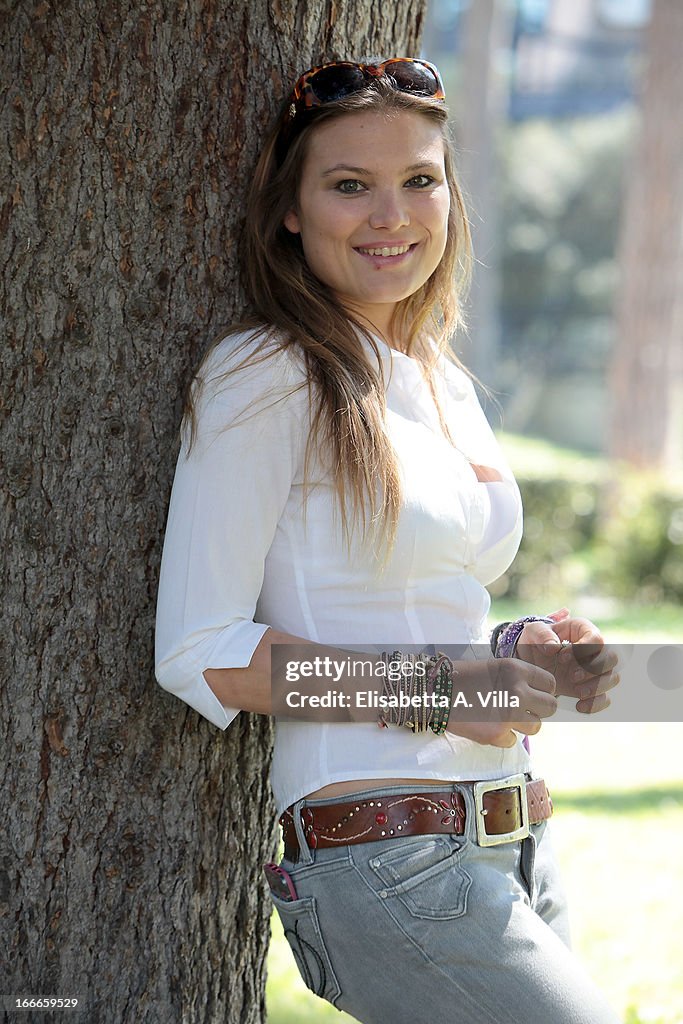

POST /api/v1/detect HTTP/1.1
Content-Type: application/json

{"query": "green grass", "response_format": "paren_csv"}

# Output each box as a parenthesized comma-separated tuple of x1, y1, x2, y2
(498, 431, 607, 481)
(267, 911, 357, 1024)
(533, 723, 683, 1024)
(548, 794, 683, 1024)
(490, 597, 683, 642)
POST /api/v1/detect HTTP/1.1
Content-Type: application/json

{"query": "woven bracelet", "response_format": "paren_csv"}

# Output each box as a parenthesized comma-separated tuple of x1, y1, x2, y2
(489, 621, 512, 656)
(492, 615, 556, 659)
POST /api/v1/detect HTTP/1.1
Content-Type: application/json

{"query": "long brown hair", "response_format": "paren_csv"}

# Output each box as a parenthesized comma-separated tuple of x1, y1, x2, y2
(186, 77, 472, 560)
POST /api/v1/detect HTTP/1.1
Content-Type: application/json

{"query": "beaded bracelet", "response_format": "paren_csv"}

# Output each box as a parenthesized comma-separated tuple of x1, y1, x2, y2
(377, 651, 429, 730)
(492, 615, 555, 659)
(404, 652, 432, 734)
(376, 650, 455, 735)
(411, 662, 428, 733)
(428, 653, 455, 736)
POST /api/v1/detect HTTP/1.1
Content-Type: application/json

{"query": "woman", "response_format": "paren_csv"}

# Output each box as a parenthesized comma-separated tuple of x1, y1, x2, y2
(155, 58, 620, 1023)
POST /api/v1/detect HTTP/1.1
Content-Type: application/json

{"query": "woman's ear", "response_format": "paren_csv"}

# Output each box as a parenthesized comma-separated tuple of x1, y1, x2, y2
(283, 209, 301, 234)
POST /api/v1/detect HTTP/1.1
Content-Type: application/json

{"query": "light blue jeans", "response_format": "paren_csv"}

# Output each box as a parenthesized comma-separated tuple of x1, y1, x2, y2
(268, 783, 621, 1024)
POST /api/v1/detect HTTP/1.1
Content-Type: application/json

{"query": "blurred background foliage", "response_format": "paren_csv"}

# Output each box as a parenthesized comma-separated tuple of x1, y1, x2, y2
(492, 434, 683, 606)
(421, 0, 683, 614)
(498, 113, 628, 442)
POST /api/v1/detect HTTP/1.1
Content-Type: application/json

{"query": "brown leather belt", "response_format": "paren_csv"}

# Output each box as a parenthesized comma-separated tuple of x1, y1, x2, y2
(280, 775, 552, 862)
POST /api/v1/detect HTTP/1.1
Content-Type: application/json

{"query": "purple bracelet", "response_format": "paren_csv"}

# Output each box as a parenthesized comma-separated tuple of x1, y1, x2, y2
(493, 615, 555, 659)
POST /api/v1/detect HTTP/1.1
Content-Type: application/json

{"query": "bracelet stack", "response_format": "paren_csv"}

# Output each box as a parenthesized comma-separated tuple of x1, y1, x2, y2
(376, 651, 456, 735)
(371, 617, 558, 739)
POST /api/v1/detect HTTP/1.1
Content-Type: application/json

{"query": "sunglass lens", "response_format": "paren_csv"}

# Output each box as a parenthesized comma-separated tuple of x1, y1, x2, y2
(310, 65, 367, 103)
(384, 61, 439, 96)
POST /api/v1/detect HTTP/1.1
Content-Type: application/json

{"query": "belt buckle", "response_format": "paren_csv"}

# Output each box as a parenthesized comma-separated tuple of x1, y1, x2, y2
(473, 773, 530, 847)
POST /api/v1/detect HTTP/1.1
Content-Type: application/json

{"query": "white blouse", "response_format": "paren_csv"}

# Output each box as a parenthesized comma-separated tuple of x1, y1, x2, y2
(155, 330, 530, 816)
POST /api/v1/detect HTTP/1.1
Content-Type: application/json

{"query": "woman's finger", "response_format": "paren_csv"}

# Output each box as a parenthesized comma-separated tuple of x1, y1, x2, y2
(546, 607, 571, 622)
(576, 669, 621, 700)
(575, 692, 611, 715)
(573, 642, 619, 677)
(551, 617, 603, 645)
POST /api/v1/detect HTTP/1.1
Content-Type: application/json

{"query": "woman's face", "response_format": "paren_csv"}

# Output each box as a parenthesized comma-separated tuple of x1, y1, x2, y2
(283, 109, 450, 342)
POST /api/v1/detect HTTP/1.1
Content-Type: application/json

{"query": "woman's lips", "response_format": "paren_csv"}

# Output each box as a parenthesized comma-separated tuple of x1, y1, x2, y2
(353, 242, 418, 267)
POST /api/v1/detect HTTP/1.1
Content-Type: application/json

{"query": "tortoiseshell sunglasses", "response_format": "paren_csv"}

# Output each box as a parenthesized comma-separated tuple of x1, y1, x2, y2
(276, 58, 446, 162)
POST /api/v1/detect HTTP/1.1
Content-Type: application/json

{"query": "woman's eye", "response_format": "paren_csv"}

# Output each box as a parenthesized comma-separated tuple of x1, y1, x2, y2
(335, 179, 365, 194)
(406, 174, 435, 188)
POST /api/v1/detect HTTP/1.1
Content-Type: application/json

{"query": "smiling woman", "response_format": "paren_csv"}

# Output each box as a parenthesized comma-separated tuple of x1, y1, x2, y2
(155, 57, 621, 1024)
(282, 111, 450, 339)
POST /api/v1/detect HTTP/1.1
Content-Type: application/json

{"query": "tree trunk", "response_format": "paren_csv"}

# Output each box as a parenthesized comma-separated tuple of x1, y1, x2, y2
(607, 0, 683, 470)
(0, 4, 426, 1022)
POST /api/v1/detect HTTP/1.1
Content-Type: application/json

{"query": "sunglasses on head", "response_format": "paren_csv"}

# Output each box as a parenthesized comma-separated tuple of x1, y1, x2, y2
(289, 58, 445, 113)
(276, 58, 446, 163)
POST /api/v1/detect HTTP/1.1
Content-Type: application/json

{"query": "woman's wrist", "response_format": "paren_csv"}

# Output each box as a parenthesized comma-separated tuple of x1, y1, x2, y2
(375, 650, 455, 735)
(490, 616, 555, 660)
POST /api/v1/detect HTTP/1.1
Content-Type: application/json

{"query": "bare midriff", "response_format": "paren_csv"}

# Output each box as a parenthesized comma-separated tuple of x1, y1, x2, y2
(305, 777, 455, 800)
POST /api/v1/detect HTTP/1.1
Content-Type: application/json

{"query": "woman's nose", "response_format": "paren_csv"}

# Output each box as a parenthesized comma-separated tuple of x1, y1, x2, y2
(368, 189, 410, 231)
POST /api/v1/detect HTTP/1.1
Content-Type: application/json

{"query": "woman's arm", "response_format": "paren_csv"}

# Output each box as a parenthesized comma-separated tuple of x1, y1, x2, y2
(155, 335, 310, 730)
(203, 626, 559, 747)
(203, 628, 306, 715)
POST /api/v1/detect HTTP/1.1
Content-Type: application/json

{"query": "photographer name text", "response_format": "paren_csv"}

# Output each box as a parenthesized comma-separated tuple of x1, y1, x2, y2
(283, 690, 519, 709)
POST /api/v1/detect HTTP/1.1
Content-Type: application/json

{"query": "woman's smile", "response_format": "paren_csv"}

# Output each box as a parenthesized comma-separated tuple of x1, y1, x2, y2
(353, 241, 419, 266)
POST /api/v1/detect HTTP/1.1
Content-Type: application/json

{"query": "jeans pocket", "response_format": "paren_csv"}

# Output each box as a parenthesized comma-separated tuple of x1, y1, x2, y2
(269, 891, 343, 1007)
(367, 835, 472, 920)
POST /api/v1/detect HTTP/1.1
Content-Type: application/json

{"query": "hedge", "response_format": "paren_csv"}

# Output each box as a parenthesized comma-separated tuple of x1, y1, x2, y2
(492, 439, 683, 605)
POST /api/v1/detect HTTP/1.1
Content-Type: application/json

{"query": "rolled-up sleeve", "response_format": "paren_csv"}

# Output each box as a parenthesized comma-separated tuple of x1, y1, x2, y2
(154, 334, 309, 729)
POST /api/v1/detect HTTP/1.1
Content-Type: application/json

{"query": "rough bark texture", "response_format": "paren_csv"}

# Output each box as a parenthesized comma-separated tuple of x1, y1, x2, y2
(607, 0, 683, 469)
(0, 3, 426, 1022)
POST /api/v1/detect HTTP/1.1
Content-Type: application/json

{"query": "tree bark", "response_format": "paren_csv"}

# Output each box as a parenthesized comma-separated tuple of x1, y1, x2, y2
(0, 3, 426, 1022)
(607, 0, 683, 469)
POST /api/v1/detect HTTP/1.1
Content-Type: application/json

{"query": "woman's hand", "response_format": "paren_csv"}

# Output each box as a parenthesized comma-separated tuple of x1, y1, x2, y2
(514, 608, 620, 714)
(445, 656, 558, 748)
